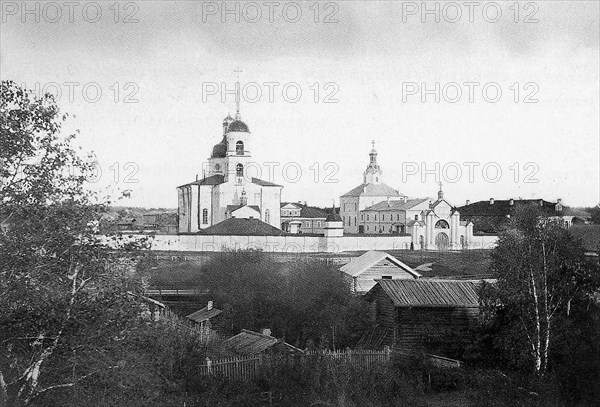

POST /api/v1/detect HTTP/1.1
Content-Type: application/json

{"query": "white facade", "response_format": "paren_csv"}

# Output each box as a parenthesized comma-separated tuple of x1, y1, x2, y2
(177, 110, 282, 233)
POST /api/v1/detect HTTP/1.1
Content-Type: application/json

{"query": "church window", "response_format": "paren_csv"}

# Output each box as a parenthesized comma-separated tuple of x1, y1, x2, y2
(435, 220, 450, 229)
(215, 163, 221, 172)
(367, 214, 370, 221)
(265, 209, 270, 223)
(361, 214, 364, 221)
(382, 214, 385, 221)
(366, 225, 369, 232)
(236, 163, 244, 177)
(415, 215, 419, 220)
(354, 217, 357, 226)
(236, 141, 244, 155)
(202, 209, 208, 224)
(375, 214, 377, 221)
(317, 221, 321, 227)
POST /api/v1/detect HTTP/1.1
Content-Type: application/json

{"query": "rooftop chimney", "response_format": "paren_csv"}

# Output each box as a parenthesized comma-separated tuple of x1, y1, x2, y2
(261, 328, 271, 336)
(207, 301, 213, 311)
(466, 199, 470, 206)
(509, 199, 514, 206)
(539, 199, 544, 206)
(557, 198, 562, 204)
(387, 197, 391, 207)
(490, 198, 494, 205)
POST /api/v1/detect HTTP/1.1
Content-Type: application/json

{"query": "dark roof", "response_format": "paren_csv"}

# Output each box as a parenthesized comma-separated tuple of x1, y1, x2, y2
(342, 183, 401, 197)
(226, 204, 261, 213)
(251, 177, 282, 187)
(458, 199, 559, 217)
(326, 212, 342, 222)
(363, 198, 430, 212)
(201, 218, 288, 236)
(186, 306, 222, 323)
(370, 279, 480, 307)
(211, 136, 228, 158)
(280, 202, 328, 219)
(225, 329, 279, 355)
(178, 174, 225, 188)
(227, 120, 250, 133)
(570, 224, 600, 252)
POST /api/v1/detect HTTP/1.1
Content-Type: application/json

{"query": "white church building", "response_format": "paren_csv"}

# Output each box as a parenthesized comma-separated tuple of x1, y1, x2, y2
(177, 101, 282, 233)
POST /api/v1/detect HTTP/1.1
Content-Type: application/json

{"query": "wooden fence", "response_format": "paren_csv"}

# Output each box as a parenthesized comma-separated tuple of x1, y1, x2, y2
(199, 348, 392, 381)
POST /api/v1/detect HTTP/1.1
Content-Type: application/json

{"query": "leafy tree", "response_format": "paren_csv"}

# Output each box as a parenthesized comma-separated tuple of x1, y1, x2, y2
(0, 80, 179, 406)
(480, 204, 599, 375)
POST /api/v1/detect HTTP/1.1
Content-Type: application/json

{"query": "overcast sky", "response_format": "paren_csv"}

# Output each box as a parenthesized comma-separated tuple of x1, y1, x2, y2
(2, 1, 598, 208)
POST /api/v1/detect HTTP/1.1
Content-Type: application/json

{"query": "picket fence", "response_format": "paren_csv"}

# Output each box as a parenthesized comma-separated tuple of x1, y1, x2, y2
(199, 348, 392, 381)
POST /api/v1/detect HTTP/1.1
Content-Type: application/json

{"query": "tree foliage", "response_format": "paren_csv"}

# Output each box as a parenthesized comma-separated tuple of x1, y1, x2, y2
(0, 80, 196, 406)
(480, 204, 600, 376)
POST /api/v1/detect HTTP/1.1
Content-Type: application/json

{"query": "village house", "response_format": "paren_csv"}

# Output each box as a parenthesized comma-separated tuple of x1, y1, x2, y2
(366, 279, 480, 359)
(186, 301, 222, 336)
(340, 250, 421, 293)
(225, 329, 304, 356)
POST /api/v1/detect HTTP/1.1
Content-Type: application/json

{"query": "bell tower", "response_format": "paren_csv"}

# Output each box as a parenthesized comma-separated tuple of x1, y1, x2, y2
(363, 140, 383, 184)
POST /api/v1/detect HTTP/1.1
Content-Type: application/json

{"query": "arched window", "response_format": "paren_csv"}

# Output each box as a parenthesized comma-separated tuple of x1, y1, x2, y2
(236, 141, 244, 155)
(265, 209, 270, 223)
(435, 220, 450, 229)
(202, 209, 208, 224)
(236, 163, 244, 177)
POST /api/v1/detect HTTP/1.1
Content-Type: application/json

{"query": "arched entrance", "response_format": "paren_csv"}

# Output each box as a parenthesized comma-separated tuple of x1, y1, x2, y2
(435, 232, 449, 251)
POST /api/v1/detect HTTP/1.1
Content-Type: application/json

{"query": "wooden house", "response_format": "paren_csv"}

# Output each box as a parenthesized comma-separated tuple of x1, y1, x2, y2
(186, 301, 222, 335)
(365, 279, 480, 359)
(340, 251, 421, 293)
(225, 329, 304, 356)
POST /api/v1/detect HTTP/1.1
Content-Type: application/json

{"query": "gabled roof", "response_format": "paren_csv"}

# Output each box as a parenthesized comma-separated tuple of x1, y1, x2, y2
(363, 198, 430, 212)
(370, 279, 479, 307)
(186, 306, 222, 323)
(280, 202, 328, 219)
(178, 175, 281, 189)
(227, 204, 261, 213)
(570, 224, 600, 252)
(178, 174, 225, 188)
(340, 251, 421, 278)
(341, 183, 401, 197)
(251, 177, 283, 187)
(200, 218, 288, 236)
(225, 329, 303, 355)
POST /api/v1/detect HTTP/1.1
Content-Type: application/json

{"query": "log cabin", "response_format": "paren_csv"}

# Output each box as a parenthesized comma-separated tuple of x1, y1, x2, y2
(365, 279, 480, 359)
(340, 250, 421, 293)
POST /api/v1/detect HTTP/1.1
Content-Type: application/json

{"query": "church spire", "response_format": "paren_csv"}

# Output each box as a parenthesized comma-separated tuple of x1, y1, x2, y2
(234, 67, 242, 120)
(363, 140, 382, 184)
(437, 181, 444, 200)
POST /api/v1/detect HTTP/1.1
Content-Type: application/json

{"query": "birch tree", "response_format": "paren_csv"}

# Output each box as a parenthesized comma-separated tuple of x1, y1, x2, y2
(481, 204, 598, 375)
(0, 80, 149, 406)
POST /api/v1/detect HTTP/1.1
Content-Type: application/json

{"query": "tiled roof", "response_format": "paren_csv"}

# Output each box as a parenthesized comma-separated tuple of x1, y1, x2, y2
(225, 329, 279, 355)
(372, 279, 480, 307)
(363, 198, 430, 212)
(341, 183, 401, 197)
(200, 218, 288, 236)
(186, 306, 222, 323)
(340, 250, 421, 278)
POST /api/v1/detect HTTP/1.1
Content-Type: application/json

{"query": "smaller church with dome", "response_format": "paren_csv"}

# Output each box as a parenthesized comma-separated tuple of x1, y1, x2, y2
(177, 98, 282, 233)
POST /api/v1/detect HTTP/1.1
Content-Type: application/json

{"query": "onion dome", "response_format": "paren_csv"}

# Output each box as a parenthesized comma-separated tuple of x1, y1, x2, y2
(227, 120, 250, 133)
(211, 136, 227, 158)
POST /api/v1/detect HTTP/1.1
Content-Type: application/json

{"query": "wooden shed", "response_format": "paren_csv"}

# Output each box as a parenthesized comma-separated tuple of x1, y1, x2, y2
(340, 251, 421, 293)
(225, 329, 304, 356)
(365, 279, 480, 359)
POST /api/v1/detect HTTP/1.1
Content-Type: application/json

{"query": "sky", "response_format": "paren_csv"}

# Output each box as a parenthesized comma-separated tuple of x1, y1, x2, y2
(1, 0, 599, 208)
